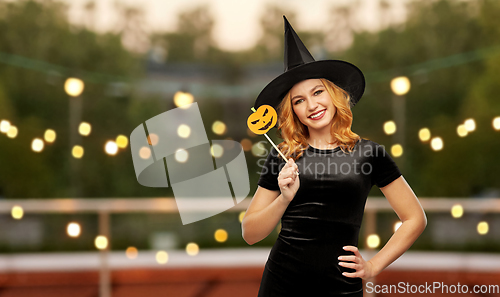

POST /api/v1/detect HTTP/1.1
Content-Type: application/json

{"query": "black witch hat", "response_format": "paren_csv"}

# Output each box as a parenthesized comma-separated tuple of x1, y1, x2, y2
(254, 16, 365, 110)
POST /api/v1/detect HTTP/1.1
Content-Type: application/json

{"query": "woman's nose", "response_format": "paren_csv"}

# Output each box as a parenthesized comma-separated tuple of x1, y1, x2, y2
(307, 97, 318, 110)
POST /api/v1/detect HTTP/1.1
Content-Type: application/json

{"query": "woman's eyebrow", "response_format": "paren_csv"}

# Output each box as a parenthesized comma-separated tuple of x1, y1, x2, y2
(291, 85, 324, 101)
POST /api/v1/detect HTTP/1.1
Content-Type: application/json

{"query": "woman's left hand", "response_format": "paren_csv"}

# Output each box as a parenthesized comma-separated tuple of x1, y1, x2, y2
(338, 246, 377, 280)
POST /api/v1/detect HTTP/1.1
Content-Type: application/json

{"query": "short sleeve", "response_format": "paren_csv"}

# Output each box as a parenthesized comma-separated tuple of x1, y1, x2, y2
(371, 143, 402, 188)
(257, 147, 284, 191)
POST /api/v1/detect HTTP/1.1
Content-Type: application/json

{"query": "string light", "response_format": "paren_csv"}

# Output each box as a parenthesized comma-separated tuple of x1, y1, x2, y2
(186, 243, 199, 256)
(383, 121, 396, 135)
(418, 128, 431, 142)
(67, 222, 81, 237)
(105, 141, 118, 155)
(95, 235, 108, 250)
(394, 221, 402, 232)
(451, 204, 464, 218)
(64, 78, 84, 97)
(175, 149, 188, 163)
(239, 211, 246, 223)
(11, 205, 24, 219)
(390, 76, 411, 96)
(126, 247, 138, 259)
(173, 91, 193, 109)
(31, 138, 44, 152)
(156, 251, 168, 264)
(147, 133, 159, 146)
(214, 229, 228, 242)
(366, 234, 380, 249)
(210, 144, 223, 158)
(177, 124, 191, 138)
(391, 144, 403, 157)
(72, 145, 84, 158)
(139, 147, 151, 159)
(492, 116, 500, 130)
(79, 122, 91, 136)
(464, 118, 476, 132)
(116, 135, 128, 148)
(430, 137, 443, 151)
(477, 221, 489, 235)
(0, 120, 11, 133)
(212, 121, 226, 135)
(7, 125, 18, 138)
(456, 124, 468, 137)
(240, 139, 252, 151)
(44, 129, 56, 143)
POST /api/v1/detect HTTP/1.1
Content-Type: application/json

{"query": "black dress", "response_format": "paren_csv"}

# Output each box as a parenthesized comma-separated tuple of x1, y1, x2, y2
(256, 138, 402, 297)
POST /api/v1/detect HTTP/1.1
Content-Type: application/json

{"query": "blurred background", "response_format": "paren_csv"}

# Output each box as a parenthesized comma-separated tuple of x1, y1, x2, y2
(0, 0, 499, 296)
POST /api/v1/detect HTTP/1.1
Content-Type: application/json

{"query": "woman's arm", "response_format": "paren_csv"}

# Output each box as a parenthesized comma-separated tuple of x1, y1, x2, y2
(340, 175, 427, 279)
(242, 159, 299, 245)
(241, 186, 288, 245)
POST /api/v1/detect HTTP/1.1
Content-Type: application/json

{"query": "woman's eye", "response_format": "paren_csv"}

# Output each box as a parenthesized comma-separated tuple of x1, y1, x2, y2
(314, 90, 323, 96)
(294, 99, 304, 105)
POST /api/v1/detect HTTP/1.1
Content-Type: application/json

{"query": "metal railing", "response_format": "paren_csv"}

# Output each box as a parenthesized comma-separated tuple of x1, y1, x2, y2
(1, 197, 499, 297)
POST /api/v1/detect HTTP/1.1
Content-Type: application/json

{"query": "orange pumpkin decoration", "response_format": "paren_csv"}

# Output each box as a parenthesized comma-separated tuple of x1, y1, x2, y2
(247, 105, 278, 135)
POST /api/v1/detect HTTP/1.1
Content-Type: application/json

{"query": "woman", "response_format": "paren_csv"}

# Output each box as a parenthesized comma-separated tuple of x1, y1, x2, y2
(241, 17, 427, 297)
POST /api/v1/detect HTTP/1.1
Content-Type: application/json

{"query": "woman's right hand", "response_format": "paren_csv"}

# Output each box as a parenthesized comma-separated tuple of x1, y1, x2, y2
(278, 158, 300, 202)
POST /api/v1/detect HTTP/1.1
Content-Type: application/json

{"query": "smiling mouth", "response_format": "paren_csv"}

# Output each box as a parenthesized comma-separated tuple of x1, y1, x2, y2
(308, 109, 326, 119)
(258, 116, 274, 130)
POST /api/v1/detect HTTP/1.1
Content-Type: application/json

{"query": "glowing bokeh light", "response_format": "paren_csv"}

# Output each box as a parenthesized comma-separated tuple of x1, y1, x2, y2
(11, 205, 23, 219)
(186, 243, 199, 256)
(64, 78, 85, 97)
(456, 124, 468, 137)
(31, 138, 44, 152)
(394, 221, 402, 232)
(493, 116, 500, 131)
(419, 128, 431, 142)
(390, 76, 411, 96)
(173, 91, 194, 109)
(7, 125, 18, 138)
(212, 121, 226, 135)
(451, 204, 464, 218)
(139, 147, 151, 159)
(175, 149, 188, 163)
(211, 144, 223, 158)
(239, 211, 246, 223)
(366, 234, 380, 249)
(78, 122, 91, 136)
(0, 120, 10, 133)
(156, 251, 169, 264)
(44, 129, 56, 143)
(95, 236, 108, 250)
(430, 137, 443, 151)
(72, 145, 84, 158)
(116, 135, 128, 148)
(477, 221, 489, 235)
(464, 118, 476, 132)
(177, 124, 191, 138)
(105, 141, 118, 155)
(126, 247, 138, 259)
(383, 121, 396, 135)
(147, 133, 159, 146)
(240, 139, 252, 152)
(67, 222, 81, 237)
(214, 229, 228, 243)
(391, 144, 403, 157)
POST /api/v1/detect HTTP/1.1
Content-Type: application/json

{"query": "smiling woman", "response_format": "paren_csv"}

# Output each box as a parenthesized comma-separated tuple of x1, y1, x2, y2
(241, 16, 427, 297)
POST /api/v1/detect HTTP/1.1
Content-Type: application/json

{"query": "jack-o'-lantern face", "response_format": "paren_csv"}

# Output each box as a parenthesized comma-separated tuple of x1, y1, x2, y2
(247, 105, 278, 135)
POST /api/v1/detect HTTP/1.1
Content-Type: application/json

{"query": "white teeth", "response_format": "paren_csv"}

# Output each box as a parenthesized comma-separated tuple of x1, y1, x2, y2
(310, 110, 325, 119)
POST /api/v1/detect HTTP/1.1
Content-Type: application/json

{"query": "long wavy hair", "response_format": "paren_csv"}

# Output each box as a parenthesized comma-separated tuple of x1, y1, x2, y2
(276, 78, 362, 161)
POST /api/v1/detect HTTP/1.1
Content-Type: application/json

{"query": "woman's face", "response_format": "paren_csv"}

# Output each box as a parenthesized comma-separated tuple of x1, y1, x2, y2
(290, 79, 336, 132)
